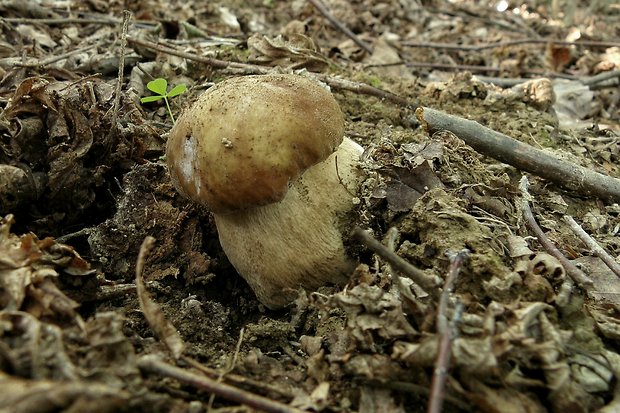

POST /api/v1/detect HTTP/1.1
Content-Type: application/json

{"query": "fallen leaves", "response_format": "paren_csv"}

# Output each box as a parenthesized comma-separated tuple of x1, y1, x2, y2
(0, 214, 90, 318)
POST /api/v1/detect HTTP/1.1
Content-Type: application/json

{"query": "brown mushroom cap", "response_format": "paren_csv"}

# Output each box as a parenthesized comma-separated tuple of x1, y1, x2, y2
(166, 74, 345, 213)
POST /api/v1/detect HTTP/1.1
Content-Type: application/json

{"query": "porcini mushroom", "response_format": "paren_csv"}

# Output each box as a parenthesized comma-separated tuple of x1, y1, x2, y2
(166, 74, 364, 309)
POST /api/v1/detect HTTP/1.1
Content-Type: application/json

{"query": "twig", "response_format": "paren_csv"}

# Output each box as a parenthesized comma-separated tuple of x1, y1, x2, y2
(473, 70, 619, 89)
(352, 227, 440, 298)
(127, 37, 414, 109)
(1, 17, 118, 25)
(416, 107, 620, 204)
(2, 44, 97, 68)
(362, 379, 471, 411)
(182, 356, 293, 399)
(307, 0, 373, 54)
(563, 215, 620, 279)
(0, 16, 158, 27)
(126, 36, 268, 74)
(518, 176, 593, 288)
(385, 227, 422, 301)
(207, 328, 246, 410)
(582, 69, 620, 87)
(402, 61, 577, 80)
(137, 355, 306, 413)
(402, 38, 620, 52)
(56, 227, 92, 243)
(323, 76, 415, 108)
(427, 250, 467, 413)
(112, 10, 131, 133)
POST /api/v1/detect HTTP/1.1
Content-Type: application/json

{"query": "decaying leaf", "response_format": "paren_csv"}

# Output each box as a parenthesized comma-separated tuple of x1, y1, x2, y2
(365, 139, 444, 211)
(0, 311, 78, 379)
(2, 75, 152, 233)
(248, 33, 331, 71)
(0, 214, 90, 319)
(291, 381, 331, 411)
(325, 284, 416, 349)
(0, 371, 128, 413)
(358, 386, 405, 413)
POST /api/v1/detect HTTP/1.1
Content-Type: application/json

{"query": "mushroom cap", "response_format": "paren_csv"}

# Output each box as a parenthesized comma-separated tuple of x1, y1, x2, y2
(166, 74, 345, 213)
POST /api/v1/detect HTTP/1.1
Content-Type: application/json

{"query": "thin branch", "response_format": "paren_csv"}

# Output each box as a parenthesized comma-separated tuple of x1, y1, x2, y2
(323, 76, 415, 108)
(1, 17, 118, 25)
(307, 0, 373, 54)
(127, 36, 268, 74)
(112, 10, 131, 133)
(563, 215, 620, 279)
(362, 379, 471, 411)
(385, 227, 422, 302)
(126, 37, 413, 108)
(370, 61, 578, 80)
(1, 44, 97, 68)
(182, 356, 293, 399)
(416, 107, 620, 204)
(352, 227, 440, 298)
(427, 250, 467, 413)
(582, 69, 620, 87)
(518, 176, 593, 288)
(402, 38, 620, 52)
(1, 15, 158, 27)
(137, 355, 307, 413)
(207, 328, 246, 410)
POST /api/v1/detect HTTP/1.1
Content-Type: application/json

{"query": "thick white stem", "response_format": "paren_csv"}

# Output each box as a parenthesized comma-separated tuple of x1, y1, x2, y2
(214, 137, 364, 309)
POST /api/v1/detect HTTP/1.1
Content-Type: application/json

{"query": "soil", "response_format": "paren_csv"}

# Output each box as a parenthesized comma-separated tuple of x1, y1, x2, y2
(1, 1, 619, 412)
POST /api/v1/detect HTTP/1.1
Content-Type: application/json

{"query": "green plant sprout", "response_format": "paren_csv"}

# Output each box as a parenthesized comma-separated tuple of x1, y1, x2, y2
(140, 78, 187, 123)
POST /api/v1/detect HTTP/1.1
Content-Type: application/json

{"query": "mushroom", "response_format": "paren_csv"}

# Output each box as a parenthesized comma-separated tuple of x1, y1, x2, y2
(166, 74, 364, 309)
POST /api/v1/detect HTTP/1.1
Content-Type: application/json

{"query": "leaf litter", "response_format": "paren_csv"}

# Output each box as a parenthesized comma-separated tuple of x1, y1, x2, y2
(0, 1, 620, 412)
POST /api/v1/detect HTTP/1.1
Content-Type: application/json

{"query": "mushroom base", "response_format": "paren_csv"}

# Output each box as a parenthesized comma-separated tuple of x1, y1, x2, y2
(213, 137, 364, 309)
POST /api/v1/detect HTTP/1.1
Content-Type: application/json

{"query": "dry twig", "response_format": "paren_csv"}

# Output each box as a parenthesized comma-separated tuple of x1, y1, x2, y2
(207, 328, 246, 410)
(417, 107, 620, 204)
(518, 176, 593, 288)
(137, 355, 306, 413)
(127, 36, 267, 74)
(427, 250, 467, 413)
(112, 10, 131, 133)
(307, 0, 373, 54)
(563, 215, 620, 279)
(1, 44, 96, 69)
(402, 38, 620, 52)
(352, 227, 440, 298)
(182, 356, 293, 399)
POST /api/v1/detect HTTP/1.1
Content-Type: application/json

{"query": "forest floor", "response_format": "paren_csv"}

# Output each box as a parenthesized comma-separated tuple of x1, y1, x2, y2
(1, 1, 620, 412)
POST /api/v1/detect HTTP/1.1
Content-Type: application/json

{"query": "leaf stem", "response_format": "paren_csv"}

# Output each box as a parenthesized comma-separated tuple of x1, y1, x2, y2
(163, 96, 175, 123)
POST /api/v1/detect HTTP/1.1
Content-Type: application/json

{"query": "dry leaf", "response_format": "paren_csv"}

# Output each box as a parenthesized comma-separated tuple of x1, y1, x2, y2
(248, 33, 330, 71)
(0, 215, 88, 319)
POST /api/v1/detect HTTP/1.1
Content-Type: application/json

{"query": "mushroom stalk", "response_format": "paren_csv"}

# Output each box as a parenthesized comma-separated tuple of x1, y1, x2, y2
(214, 137, 363, 309)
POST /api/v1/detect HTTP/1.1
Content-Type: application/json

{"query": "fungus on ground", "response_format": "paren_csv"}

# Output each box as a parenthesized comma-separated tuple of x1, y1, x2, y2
(166, 74, 364, 309)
